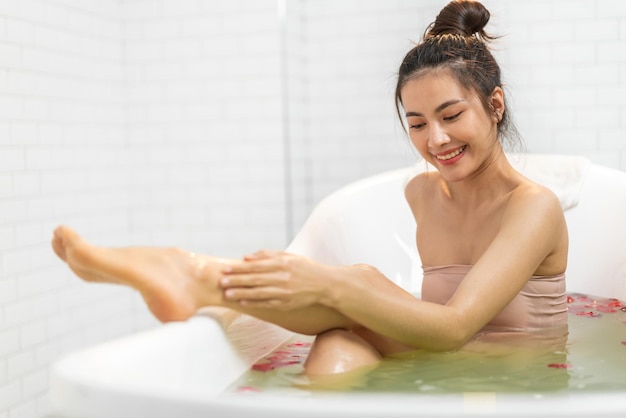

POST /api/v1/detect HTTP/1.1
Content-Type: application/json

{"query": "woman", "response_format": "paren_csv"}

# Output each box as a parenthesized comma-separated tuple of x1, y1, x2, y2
(52, 0, 568, 378)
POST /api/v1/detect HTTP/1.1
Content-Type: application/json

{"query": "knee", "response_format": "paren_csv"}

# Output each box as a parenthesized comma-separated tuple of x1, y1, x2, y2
(304, 329, 382, 376)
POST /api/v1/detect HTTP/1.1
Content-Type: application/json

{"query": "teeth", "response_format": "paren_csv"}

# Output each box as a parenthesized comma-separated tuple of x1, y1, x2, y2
(436, 146, 465, 161)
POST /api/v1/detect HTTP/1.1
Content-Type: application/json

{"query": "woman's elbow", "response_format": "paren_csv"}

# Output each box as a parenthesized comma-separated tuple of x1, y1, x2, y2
(429, 333, 469, 352)
(430, 318, 475, 352)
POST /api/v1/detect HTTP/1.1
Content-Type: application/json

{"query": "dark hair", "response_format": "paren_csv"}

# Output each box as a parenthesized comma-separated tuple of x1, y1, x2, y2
(395, 0, 521, 150)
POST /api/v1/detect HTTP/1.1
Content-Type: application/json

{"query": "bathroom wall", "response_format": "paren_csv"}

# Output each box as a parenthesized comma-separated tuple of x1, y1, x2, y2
(0, 1, 131, 416)
(288, 0, 626, 231)
(0, 0, 625, 416)
(0, 0, 285, 416)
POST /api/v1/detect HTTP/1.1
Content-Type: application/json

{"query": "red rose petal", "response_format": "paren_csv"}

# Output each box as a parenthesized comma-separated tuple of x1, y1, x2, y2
(237, 385, 261, 392)
(252, 362, 275, 372)
(548, 363, 571, 369)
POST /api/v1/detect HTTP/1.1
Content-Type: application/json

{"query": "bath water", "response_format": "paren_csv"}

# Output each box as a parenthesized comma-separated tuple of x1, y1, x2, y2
(228, 293, 626, 395)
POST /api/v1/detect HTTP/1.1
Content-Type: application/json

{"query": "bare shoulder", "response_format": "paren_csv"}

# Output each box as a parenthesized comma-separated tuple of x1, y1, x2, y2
(503, 179, 568, 260)
(507, 180, 563, 219)
(491, 178, 568, 275)
(405, 171, 438, 206)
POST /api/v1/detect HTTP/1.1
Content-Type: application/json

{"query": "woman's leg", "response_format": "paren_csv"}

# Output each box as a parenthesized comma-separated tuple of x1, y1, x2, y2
(304, 329, 381, 377)
(52, 225, 413, 375)
(52, 225, 357, 333)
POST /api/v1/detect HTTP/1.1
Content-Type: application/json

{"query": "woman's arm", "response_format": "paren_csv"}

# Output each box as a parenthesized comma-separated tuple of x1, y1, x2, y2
(222, 186, 567, 351)
(328, 186, 567, 350)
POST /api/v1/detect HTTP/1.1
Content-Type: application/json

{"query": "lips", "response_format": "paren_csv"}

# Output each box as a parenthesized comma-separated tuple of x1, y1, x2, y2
(434, 145, 466, 161)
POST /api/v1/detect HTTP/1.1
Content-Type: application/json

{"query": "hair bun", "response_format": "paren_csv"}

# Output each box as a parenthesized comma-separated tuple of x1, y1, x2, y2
(426, 0, 492, 40)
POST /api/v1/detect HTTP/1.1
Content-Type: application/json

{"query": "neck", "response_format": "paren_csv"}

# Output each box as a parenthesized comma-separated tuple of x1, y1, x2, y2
(442, 147, 519, 209)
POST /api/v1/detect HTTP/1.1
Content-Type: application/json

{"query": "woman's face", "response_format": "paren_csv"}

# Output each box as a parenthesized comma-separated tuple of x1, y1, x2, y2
(400, 71, 503, 182)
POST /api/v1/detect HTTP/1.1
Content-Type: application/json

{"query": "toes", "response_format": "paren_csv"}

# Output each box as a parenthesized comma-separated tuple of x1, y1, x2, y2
(51, 228, 67, 261)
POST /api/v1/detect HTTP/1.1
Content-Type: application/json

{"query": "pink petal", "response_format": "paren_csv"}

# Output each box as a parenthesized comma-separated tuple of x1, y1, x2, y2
(237, 386, 261, 392)
(252, 362, 275, 372)
(548, 363, 571, 369)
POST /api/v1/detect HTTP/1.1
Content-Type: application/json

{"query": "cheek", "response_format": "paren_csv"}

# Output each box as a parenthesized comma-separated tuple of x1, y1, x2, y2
(408, 131, 427, 151)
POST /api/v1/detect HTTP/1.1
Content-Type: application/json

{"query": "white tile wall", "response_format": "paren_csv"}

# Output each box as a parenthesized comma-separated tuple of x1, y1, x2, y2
(0, 0, 285, 416)
(0, 0, 624, 416)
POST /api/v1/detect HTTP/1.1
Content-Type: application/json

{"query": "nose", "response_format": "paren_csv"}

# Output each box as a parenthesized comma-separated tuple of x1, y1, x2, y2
(428, 123, 450, 148)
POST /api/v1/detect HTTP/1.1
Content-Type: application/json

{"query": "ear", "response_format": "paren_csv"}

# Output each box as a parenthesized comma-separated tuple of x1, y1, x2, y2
(489, 86, 505, 123)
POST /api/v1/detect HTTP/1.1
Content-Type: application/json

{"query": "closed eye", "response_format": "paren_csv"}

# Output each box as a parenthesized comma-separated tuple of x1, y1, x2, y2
(444, 111, 463, 121)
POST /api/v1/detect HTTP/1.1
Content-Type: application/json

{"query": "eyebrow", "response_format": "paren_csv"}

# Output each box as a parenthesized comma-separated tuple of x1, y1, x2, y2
(405, 99, 465, 118)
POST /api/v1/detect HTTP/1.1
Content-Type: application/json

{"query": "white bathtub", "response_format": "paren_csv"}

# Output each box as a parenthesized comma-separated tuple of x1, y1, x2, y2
(48, 154, 626, 418)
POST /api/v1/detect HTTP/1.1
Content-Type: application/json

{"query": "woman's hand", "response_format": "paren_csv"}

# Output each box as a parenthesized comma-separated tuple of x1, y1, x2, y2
(220, 250, 333, 310)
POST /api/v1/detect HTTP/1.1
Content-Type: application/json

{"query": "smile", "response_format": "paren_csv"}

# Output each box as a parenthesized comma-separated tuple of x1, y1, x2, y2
(434, 145, 466, 161)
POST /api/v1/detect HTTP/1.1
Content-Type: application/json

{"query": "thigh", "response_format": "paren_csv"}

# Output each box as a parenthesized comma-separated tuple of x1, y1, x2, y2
(304, 329, 382, 376)
(352, 326, 417, 356)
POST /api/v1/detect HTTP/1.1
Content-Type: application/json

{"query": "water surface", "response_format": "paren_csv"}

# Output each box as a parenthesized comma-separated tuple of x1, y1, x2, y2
(229, 293, 626, 395)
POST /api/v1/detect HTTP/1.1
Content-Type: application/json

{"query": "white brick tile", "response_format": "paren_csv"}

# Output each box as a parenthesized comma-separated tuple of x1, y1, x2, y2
(10, 124, 38, 145)
(6, 71, 37, 96)
(182, 17, 222, 38)
(551, 41, 596, 64)
(0, 174, 12, 197)
(142, 20, 180, 39)
(0, 277, 17, 304)
(0, 328, 20, 357)
(2, 248, 32, 275)
(161, 0, 200, 17)
(0, 200, 28, 225)
(0, 97, 24, 119)
(599, 129, 626, 150)
(40, 171, 88, 194)
(121, 0, 161, 20)
(124, 42, 161, 62)
(21, 369, 47, 400)
(0, 225, 16, 252)
(6, 19, 34, 44)
(0, 358, 6, 385)
(4, 293, 58, 327)
(0, 380, 21, 411)
(0, 43, 21, 68)
(17, 271, 65, 300)
(19, 321, 46, 349)
(7, 350, 36, 380)
(8, 399, 38, 418)
(0, 68, 7, 93)
(22, 99, 49, 121)
(552, 87, 596, 107)
(34, 333, 83, 367)
(598, 0, 626, 18)
(598, 40, 626, 62)
(11, 174, 38, 199)
(576, 20, 620, 41)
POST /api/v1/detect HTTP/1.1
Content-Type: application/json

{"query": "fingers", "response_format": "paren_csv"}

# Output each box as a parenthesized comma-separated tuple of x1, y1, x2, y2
(243, 249, 286, 261)
(220, 271, 289, 288)
(219, 250, 305, 309)
(223, 257, 288, 275)
(52, 225, 72, 261)
(223, 283, 297, 310)
(223, 286, 291, 302)
(51, 232, 67, 261)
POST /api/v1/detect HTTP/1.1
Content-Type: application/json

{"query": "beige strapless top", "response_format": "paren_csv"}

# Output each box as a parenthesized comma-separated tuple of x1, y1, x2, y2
(422, 265, 568, 331)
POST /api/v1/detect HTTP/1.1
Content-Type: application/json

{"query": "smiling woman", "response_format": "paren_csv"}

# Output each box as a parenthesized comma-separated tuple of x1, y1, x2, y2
(51, 0, 568, 383)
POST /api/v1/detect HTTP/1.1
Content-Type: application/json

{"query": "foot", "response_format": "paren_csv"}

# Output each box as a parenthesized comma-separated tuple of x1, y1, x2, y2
(52, 225, 229, 322)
